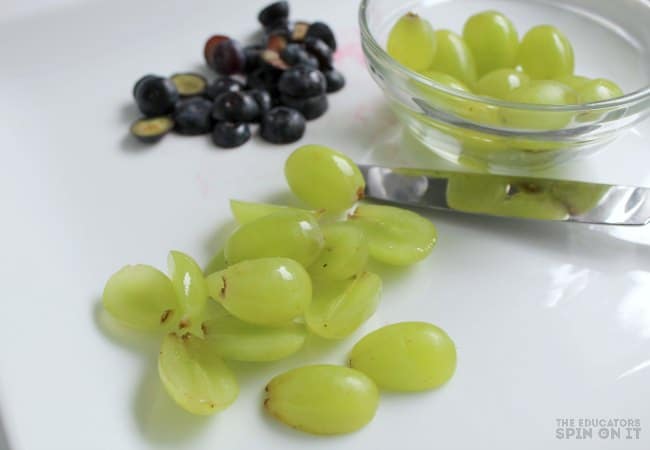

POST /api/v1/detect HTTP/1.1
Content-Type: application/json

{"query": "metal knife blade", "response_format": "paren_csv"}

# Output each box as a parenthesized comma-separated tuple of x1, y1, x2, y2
(359, 165, 650, 226)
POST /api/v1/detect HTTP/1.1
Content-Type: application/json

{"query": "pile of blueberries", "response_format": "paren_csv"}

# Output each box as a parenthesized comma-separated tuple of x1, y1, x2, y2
(129, 1, 345, 148)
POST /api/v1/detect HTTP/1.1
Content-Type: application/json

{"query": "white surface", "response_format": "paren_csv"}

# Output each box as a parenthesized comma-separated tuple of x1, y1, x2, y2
(1, 1, 650, 450)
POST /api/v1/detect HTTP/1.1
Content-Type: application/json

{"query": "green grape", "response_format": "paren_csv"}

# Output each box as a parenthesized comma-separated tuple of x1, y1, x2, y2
(158, 333, 238, 415)
(462, 11, 519, 76)
(349, 322, 456, 391)
(205, 257, 311, 325)
(476, 68, 530, 99)
(576, 78, 623, 103)
(224, 210, 324, 267)
(502, 80, 578, 130)
(516, 25, 574, 79)
(305, 272, 381, 340)
(420, 70, 470, 92)
(387, 12, 437, 72)
(264, 364, 379, 435)
(555, 74, 590, 90)
(202, 310, 307, 362)
(102, 264, 179, 332)
(429, 30, 477, 87)
(168, 250, 208, 337)
(229, 199, 317, 225)
(349, 204, 437, 266)
(549, 182, 608, 215)
(284, 145, 365, 213)
(204, 249, 227, 276)
(308, 222, 368, 281)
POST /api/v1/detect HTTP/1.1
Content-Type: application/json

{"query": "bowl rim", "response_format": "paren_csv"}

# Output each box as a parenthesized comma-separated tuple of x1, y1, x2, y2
(358, 0, 650, 113)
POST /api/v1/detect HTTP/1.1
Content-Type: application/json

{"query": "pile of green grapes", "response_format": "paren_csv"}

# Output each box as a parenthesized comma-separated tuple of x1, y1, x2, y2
(387, 10, 623, 137)
(102, 145, 456, 434)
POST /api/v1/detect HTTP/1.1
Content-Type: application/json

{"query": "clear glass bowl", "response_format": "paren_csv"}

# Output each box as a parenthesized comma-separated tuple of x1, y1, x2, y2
(359, 0, 650, 171)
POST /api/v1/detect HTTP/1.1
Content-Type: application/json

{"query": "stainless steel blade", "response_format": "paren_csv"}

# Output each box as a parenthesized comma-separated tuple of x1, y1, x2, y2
(359, 165, 650, 226)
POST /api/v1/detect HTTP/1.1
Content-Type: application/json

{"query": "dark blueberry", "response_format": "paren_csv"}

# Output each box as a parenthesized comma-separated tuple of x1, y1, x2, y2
(205, 77, 245, 100)
(212, 122, 251, 148)
(211, 39, 246, 75)
(172, 97, 214, 135)
(258, 1, 289, 28)
(247, 68, 281, 98)
(280, 94, 328, 120)
(133, 74, 158, 99)
(134, 77, 179, 117)
(280, 44, 318, 68)
(170, 73, 208, 97)
(291, 22, 310, 42)
(249, 89, 273, 118)
(265, 23, 291, 40)
(306, 22, 337, 51)
(204, 35, 229, 70)
(278, 65, 326, 98)
(243, 45, 264, 73)
(212, 91, 260, 122)
(304, 37, 333, 70)
(324, 69, 346, 93)
(260, 107, 306, 144)
(130, 116, 174, 143)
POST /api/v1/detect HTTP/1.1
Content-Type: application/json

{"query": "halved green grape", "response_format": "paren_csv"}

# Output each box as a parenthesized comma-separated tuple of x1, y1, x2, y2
(204, 249, 227, 276)
(205, 257, 311, 325)
(264, 365, 379, 435)
(102, 264, 179, 332)
(550, 181, 608, 215)
(576, 78, 623, 104)
(429, 29, 477, 88)
(516, 25, 574, 79)
(168, 250, 208, 337)
(349, 322, 456, 391)
(555, 74, 590, 91)
(224, 210, 324, 267)
(158, 333, 238, 415)
(284, 145, 365, 213)
(305, 272, 381, 340)
(229, 200, 318, 225)
(308, 222, 368, 281)
(502, 80, 577, 130)
(462, 11, 519, 77)
(387, 12, 437, 72)
(349, 204, 437, 266)
(476, 68, 529, 99)
(203, 310, 307, 362)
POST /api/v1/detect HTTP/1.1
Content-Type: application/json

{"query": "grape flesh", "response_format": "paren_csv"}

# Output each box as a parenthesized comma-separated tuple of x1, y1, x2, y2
(264, 364, 379, 434)
(158, 333, 238, 415)
(305, 272, 381, 340)
(224, 210, 324, 267)
(429, 29, 477, 88)
(229, 199, 316, 225)
(308, 222, 368, 281)
(102, 264, 178, 332)
(516, 25, 574, 80)
(205, 257, 311, 326)
(476, 68, 529, 99)
(502, 80, 577, 130)
(284, 145, 365, 213)
(462, 11, 519, 76)
(387, 12, 437, 72)
(168, 251, 209, 337)
(350, 204, 437, 266)
(349, 322, 456, 391)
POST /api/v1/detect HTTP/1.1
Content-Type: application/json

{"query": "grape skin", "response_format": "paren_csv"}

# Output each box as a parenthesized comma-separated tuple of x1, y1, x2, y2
(476, 68, 530, 99)
(516, 25, 574, 80)
(229, 199, 316, 225)
(308, 222, 368, 281)
(429, 29, 478, 88)
(463, 11, 519, 77)
(387, 12, 437, 72)
(168, 250, 209, 337)
(502, 80, 578, 130)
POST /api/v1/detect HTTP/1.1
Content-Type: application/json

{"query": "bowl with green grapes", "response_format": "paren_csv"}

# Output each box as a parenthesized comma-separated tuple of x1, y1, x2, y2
(359, 0, 650, 171)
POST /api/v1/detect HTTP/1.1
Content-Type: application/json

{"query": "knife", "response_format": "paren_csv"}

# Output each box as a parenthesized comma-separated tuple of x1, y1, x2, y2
(359, 165, 650, 226)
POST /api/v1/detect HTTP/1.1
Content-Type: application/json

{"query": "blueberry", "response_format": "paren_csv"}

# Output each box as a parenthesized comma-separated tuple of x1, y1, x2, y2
(134, 76, 179, 117)
(211, 39, 246, 75)
(306, 22, 337, 51)
(278, 65, 326, 98)
(247, 68, 281, 98)
(212, 122, 251, 148)
(280, 44, 319, 68)
(249, 89, 273, 118)
(280, 94, 328, 120)
(205, 77, 245, 100)
(304, 37, 333, 70)
(258, 1, 289, 28)
(260, 107, 306, 144)
(133, 74, 158, 99)
(172, 97, 214, 135)
(212, 91, 260, 122)
(243, 45, 264, 73)
(324, 69, 346, 93)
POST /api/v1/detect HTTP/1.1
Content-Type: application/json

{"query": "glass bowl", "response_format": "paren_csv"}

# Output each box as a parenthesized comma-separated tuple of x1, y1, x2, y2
(359, 0, 650, 171)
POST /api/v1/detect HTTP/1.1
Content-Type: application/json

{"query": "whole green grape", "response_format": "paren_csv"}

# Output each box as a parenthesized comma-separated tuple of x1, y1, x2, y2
(429, 29, 477, 87)
(308, 222, 368, 281)
(502, 80, 578, 130)
(224, 210, 324, 266)
(349, 204, 437, 266)
(555, 74, 590, 90)
(305, 272, 382, 340)
(264, 365, 379, 435)
(476, 68, 530, 99)
(102, 264, 178, 332)
(462, 11, 519, 76)
(349, 322, 456, 391)
(387, 12, 437, 72)
(516, 25, 574, 79)
(158, 333, 238, 415)
(168, 250, 208, 337)
(285, 145, 365, 213)
(204, 249, 227, 276)
(229, 199, 316, 225)
(205, 257, 311, 326)
(420, 69, 470, 93)
(576, 78, 623, 103)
